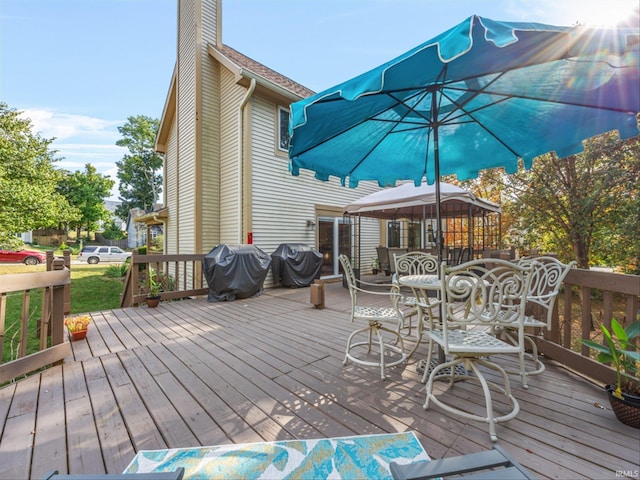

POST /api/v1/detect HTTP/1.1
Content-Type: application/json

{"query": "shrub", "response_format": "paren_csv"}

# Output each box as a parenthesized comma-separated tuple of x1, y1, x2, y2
(105, 263, 129, 278)
(102, 221, 126, 240)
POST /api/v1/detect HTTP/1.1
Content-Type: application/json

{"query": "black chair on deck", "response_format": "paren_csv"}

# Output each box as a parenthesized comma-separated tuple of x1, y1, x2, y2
(40, 468, 185, 480)
(390, 445, 536, 479)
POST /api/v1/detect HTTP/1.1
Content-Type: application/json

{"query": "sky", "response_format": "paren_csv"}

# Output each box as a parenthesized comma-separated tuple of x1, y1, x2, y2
(1, 0, 638, 200)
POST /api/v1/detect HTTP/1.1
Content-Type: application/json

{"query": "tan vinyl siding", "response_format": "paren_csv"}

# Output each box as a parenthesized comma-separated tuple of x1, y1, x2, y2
(199, 0, 221, 251)
(177, 0, 198, 254)
(218, 67, 246, 245)
(358, 216, 383, 273)
(165, 116, 178, 255)
(249, 96, 381, 278)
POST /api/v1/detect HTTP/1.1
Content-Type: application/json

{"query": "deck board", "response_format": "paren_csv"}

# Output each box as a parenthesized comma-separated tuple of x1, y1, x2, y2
(1, 280, 639, 479)
(63, 361, 104, 476)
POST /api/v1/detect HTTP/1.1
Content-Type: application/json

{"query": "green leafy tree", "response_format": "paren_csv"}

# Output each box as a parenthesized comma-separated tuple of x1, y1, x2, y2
(502, 130, 639, 270)
(0, 103, 78, 246)
(102, 220, 126, 240)
(58, 164, 115, 237)
(115, 115, 163, 220)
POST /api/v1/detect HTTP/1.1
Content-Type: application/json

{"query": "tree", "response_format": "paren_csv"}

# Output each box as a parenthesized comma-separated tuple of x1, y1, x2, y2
(0, 103, 78, 246)
(502, 130, 639, 270)
(58, 164, 115, 237)
(115, 115, 163, 220)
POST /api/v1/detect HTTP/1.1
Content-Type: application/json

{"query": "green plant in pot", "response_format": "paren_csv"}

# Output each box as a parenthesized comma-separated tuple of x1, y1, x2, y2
(145, 267, 162, 307)
(581, 318, 640, 428)
(371, 257, 379, 275)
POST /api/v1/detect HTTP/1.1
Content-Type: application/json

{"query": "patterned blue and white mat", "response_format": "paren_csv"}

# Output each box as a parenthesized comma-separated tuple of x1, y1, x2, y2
(124, 431, 430, 479)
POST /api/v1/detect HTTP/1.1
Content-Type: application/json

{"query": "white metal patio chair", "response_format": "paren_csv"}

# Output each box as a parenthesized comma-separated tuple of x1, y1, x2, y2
(339, 254, 408, 379)
(496, 256, 576, 388)
(392, 251, 441, 338)
(424, 258, 533, 442)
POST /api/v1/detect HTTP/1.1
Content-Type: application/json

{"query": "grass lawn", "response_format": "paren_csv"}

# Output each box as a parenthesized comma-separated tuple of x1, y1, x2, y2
(1, 263, 126, 364)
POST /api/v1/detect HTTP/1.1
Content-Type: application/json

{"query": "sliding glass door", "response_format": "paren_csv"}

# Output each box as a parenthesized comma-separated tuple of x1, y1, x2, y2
(318, 216, 352, 277)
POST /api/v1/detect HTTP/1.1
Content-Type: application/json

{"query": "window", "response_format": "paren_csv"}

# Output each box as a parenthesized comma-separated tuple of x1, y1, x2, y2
(408, 221, 422, 250)
(277, 106, 290, 151)
(387, 221, 401, 248)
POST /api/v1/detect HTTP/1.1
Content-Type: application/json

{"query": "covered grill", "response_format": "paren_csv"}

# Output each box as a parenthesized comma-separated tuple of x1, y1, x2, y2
(271, 243, 322, 287)
(202, 244, 271, 302)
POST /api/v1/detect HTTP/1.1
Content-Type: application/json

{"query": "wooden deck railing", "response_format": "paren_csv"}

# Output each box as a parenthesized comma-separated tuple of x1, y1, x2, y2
(120, 250, 209, 307)
(46, 250, 71, 314)
(536, 268, 640, 386)
(0, 259, 71, 384)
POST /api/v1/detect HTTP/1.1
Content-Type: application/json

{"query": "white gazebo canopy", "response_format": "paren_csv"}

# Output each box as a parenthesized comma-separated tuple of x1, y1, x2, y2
(344, 181, 500, 219)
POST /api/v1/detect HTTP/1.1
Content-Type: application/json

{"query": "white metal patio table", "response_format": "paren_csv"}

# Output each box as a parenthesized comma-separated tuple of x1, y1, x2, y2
(397, 274, 441, 359)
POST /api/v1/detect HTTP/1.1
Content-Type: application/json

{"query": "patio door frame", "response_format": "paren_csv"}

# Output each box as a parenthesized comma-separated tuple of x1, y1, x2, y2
(318, 214, 353, 278)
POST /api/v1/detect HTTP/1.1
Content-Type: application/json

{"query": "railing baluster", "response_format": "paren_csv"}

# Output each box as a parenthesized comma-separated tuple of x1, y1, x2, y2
(537, 268, 639, 385)
(19, 290, 30, 358)
(0, 293, 6, 362)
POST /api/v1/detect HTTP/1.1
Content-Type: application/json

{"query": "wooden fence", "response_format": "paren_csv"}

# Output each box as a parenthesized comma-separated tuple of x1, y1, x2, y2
(0, 259, 71, 384)
(536, 268, 639, 386)
(120, 250, 208, 307)
(1, 251, 637, 388)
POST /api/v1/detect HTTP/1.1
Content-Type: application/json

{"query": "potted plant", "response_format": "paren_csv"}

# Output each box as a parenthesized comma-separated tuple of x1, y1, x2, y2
(371, 257, 379, 275)
(64, 315, 92, 341)
(581, 318, 640, 428)
(145, 267, 162, 308)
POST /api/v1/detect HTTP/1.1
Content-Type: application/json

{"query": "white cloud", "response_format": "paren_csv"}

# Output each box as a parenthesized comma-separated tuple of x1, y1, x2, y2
(19, 109, 122, 141)
(19, 108, 126, 200)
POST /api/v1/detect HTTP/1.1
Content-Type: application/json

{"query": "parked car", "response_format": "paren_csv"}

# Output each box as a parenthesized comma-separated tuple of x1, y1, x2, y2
(78, 246, 131, 264)
(0, 247, 47, 265)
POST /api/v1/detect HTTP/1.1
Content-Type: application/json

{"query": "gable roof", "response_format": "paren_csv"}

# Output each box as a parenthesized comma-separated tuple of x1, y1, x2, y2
(156, 43, 315, 152)
(215, 44, 315, 99)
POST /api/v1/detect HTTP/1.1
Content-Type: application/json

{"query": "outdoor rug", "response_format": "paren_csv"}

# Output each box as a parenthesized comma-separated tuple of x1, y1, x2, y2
(123, 431, 430, 479)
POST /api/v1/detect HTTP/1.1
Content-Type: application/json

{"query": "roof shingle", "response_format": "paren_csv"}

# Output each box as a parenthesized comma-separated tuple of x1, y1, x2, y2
(216, 44, 315, 99)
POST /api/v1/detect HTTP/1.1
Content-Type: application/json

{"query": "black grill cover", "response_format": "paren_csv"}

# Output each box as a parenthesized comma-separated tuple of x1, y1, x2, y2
(271, 243, 322, 287)
(202, 244, 271, 302)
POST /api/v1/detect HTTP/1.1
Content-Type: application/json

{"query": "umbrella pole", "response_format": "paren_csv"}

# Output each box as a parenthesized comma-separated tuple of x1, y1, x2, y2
(432, 92, 447, 366)
(432, 93, 443, 266)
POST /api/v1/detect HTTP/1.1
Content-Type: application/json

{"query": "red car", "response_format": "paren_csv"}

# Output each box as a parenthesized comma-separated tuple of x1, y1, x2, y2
(0, 247, 47, 265)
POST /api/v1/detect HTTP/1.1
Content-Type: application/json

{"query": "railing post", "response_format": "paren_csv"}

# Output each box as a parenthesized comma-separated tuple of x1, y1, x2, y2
(51, 258, 66, 347)
(62, 250, 71, 314)
(46, 250, 54, 270)
(132, 249, 140, 306)
(580, 285, 593, 356)
(562, 284, 573, 348)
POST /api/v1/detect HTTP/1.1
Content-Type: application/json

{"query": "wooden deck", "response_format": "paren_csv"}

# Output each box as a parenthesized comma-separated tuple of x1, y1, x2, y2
(1, 280, 638, 479)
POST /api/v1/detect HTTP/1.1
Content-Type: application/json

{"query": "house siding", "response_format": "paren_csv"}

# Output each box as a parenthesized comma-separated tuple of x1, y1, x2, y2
(176, 0, 198, 254)
(199, 0, 221, 251)
(160, 0, 384, 292)
(218, 67, 246, 245)
(249, 96, 381, 283)
(165, 116, 178, 255)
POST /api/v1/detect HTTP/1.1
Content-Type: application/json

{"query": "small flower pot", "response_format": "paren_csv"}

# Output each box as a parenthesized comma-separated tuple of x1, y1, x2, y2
(70, 330, 87, 341)
(606, 384, 640, 429)
(146, 296, 161, 308)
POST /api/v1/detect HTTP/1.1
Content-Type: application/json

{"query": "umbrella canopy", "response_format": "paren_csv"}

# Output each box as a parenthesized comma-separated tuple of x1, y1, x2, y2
(288, 16, 639, 188)
(344, 181, 500, 219)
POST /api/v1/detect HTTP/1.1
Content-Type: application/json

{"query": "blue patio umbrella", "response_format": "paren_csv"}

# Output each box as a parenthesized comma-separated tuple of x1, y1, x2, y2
(288, 15, 639, 258)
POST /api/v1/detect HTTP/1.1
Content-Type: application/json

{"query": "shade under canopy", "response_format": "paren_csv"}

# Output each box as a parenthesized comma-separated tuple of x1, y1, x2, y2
(344, 182, 500, 219)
